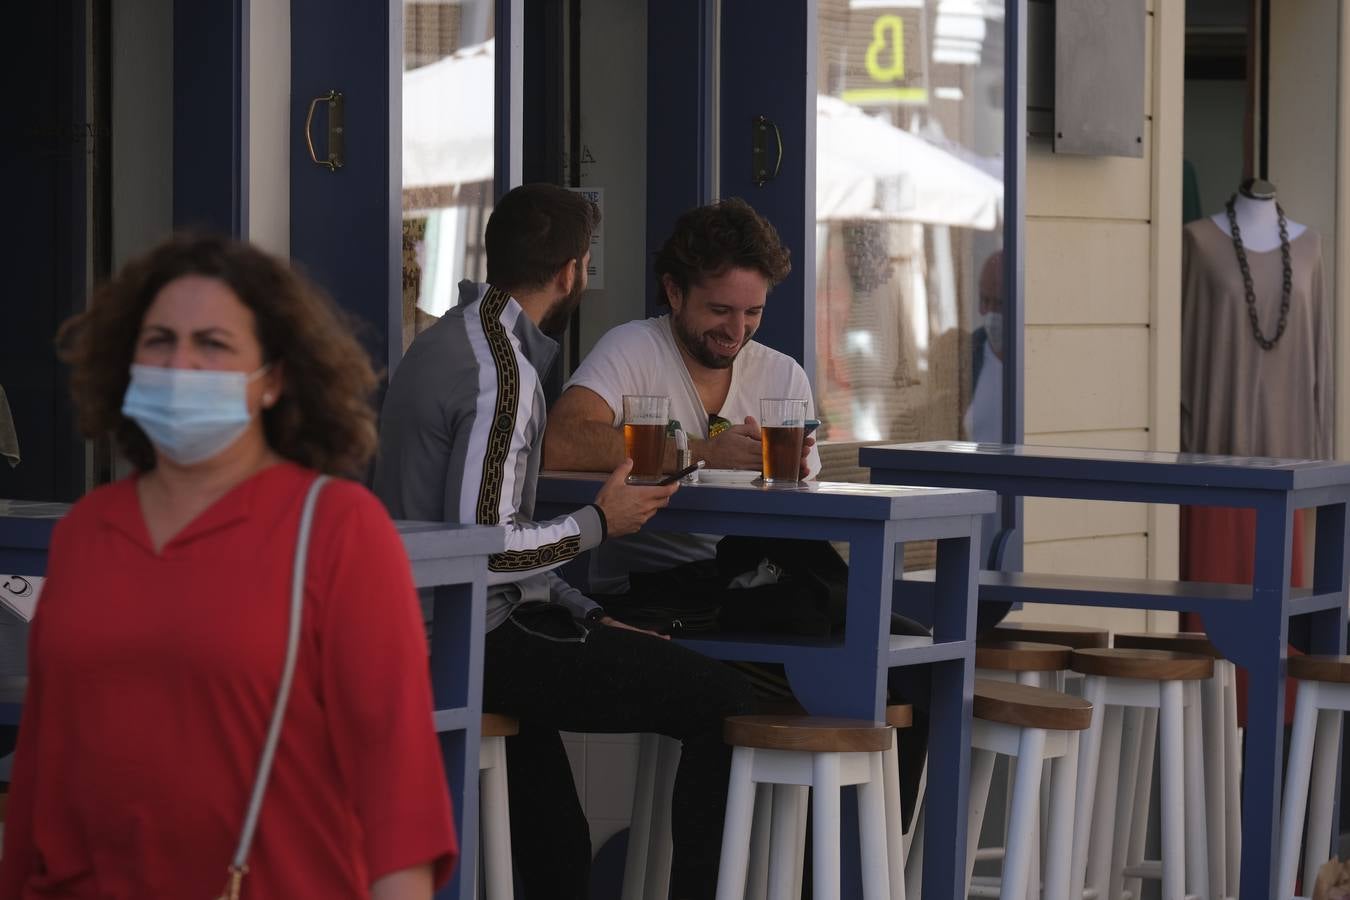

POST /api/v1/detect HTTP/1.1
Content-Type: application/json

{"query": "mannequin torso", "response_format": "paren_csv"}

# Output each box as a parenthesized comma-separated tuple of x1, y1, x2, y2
(1210, 192, 1307, 252)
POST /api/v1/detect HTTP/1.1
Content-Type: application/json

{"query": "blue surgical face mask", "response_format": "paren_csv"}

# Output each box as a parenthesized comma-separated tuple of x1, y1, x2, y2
(983, 311, 1004, 353)
(121, 363, 269, 466)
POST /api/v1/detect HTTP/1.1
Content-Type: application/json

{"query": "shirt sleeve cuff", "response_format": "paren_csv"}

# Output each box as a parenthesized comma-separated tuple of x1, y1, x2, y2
(572, 503, 605, 549)
(587, 503, 608, 542)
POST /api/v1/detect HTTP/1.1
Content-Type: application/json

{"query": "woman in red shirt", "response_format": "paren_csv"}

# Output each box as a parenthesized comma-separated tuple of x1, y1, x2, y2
(0, 235, 458, 899)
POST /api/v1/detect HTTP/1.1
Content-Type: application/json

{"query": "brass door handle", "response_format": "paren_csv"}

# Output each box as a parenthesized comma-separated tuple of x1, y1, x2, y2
(304, 90, 344, 171)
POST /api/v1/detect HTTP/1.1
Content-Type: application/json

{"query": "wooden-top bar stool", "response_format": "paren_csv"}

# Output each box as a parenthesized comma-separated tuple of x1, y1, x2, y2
(988, 622, 1110, 651)
(716, 715, 896, 900)
(479, 713, 520, 900)
(1115, 631, 1239, 897)
(977, 640, 1075, 687)
(1069, 649, 1214, 900)
(905, 681, 1092, 900)
(1278, 655, 1350, 899)
(970, 641, 1076, 894)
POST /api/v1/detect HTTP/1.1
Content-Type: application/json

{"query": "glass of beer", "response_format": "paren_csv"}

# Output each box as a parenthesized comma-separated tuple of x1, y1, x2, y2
(759, 398, 808, 484)
(622, 395, 670, 483)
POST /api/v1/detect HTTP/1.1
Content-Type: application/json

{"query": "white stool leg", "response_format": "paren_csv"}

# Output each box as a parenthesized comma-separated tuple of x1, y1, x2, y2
(645, 737, 680, 900)
(813, 752, 844, 900)
(1223, 661, 1242, 893)
(1183, 680, 1211, 900)
(769, 784, 807, 900)
(715, 746, 758, 900)
(793, 784, 810, 899)
(860, 750, 895, 899)
(883, 741, 906, 898)
(966, 747, 999, 894)
(1202, 668, 1229, 899)
(1086, 705, 1124, 900)
(479, 736, 515, 900)
(1017, 671, 1045, 900)
(624, 734, 660, 900)
(903, 756, 927, 867)
(1001, 728, 1048, 900)
(1109, 707, 1145, 900)
(1304, 705, 1343, 894)
(1043, 731, 1079, 900)
(1280, 680, 1320, 899)
(1070, 676, 1108, 898)
(1123, 707, 1158, 900)
(746, 783, 773, 900)
(904, 803, 925, 900)
(1158, 680, 1186, 900)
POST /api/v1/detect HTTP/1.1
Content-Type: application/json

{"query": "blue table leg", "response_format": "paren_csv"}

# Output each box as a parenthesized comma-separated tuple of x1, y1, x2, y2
(431, 580, 486, 900)
(1306, 500, 1350, 865)
(919, 530, 977, 899)
(784, 522, 892, 720)
(1234, 496, 1296, 899)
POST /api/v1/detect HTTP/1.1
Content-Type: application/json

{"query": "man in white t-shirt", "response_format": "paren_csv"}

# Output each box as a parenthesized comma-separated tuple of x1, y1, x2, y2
(544, 198, 819, 592)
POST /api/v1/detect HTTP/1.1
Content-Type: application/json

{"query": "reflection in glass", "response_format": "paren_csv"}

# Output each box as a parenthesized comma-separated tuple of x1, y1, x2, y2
(815, 0, 1005, 446)
(401, 0, 495, 352)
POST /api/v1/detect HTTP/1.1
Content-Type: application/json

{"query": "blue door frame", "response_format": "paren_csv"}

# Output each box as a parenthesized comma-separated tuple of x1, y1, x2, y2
(290, 0, 402, 381)
(172, 0, 247, 236)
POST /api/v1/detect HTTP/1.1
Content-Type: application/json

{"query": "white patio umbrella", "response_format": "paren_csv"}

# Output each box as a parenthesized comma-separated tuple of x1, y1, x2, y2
(816, 94, 1003, 230)
(402, 39, 495, 192)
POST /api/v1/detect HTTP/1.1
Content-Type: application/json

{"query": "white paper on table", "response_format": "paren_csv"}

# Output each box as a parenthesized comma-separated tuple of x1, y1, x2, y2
(0, 574, 42, 622)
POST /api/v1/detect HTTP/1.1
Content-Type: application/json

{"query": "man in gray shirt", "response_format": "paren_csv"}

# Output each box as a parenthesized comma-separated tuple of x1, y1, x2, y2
(374, 184, 753, 900)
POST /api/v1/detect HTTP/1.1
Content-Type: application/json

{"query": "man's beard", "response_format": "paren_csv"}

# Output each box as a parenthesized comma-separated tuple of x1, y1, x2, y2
(672, 311, 750, 370)
(539, 278, 585, 336)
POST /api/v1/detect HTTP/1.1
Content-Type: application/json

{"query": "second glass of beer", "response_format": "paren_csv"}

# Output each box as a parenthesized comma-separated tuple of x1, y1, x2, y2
(760, 398, 807, 484)
(622, 394, 670, 484)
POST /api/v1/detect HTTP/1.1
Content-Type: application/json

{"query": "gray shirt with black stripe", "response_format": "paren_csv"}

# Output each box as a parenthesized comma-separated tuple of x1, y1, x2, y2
(373, 282, 604, 631)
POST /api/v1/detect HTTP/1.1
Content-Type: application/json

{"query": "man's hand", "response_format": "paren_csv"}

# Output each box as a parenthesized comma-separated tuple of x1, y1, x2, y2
(600, 616, 671, 640)
(697, 416, 763, 470)
(593, 459, 679, 537)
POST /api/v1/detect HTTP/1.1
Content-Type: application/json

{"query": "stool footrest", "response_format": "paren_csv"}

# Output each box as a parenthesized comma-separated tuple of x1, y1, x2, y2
(1122, 860, 1161, 880)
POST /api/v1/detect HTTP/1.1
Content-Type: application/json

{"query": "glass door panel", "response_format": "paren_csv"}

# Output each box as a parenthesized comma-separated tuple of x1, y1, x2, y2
(400, 0, 496, 352)
(814, 0, 1006, 445)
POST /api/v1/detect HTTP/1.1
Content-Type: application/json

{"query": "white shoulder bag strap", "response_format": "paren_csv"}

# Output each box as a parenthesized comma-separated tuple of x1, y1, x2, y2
(218, 474, 330, 900)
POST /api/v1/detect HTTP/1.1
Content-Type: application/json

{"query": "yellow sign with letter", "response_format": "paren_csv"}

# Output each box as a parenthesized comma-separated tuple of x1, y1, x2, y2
(840, 8, 928, 106)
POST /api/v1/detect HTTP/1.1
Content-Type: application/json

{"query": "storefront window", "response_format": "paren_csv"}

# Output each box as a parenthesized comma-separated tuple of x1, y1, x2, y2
(401, 0, 496, 352)
(815, 0, 1005, 444)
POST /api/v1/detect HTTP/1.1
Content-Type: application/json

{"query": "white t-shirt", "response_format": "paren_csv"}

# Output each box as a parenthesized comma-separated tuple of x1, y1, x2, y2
(565, 315, 821, 592)
(963, 341, 1003, 443)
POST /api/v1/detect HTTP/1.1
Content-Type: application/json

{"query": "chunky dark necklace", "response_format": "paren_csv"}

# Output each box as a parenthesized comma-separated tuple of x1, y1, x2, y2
(1225, 193, 1292, 350)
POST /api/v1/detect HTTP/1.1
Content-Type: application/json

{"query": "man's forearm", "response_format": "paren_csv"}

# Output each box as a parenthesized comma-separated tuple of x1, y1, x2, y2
(543, 419, 628, 470)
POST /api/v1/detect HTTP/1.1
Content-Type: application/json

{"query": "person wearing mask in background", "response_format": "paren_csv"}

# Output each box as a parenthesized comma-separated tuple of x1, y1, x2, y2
(373, 183, 754, 900)
(964, 249, 1005, 444)
(0, 234, 458, 900)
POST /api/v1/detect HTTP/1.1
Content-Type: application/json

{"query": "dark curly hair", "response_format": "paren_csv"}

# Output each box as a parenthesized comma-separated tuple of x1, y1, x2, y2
(57, 233, 380, 477)
(653, 197, 791, 304)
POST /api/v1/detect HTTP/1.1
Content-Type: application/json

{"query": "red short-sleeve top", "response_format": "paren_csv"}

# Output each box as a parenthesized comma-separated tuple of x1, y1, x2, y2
(0, 462, 458, 898)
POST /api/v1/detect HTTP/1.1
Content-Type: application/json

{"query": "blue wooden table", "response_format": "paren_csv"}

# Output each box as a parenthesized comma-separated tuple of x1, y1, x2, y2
(0, 499, 503, 900)
(861, 440, 1350, 899)
(537, 472, 995, 898)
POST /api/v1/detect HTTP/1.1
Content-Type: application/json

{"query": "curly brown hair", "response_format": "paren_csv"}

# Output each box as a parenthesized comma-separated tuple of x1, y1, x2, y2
(58, 233, 380, 476)
(653, 197, 792, 303)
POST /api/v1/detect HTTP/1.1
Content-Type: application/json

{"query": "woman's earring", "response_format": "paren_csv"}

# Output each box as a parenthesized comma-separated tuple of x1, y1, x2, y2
(262, 393, 275, 406)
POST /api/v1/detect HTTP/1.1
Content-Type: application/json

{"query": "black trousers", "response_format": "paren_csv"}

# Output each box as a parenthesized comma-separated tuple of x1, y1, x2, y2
(482, 604, 756, 900)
